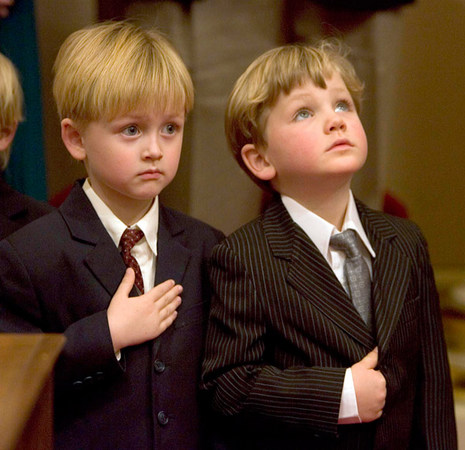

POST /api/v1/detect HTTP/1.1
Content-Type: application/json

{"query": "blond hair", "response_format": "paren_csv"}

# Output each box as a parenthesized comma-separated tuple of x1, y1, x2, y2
(0, 52, 24, 170)
(53, 20, 194, 124)
(225, 40, 364, 190)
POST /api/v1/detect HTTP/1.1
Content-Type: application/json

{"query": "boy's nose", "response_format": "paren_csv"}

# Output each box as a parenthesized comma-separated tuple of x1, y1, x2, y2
(144, 138, 163, 159)
(326, 116, 346, 133)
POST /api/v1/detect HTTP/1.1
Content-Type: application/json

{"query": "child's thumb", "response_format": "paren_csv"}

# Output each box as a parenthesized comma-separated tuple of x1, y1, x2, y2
(359, 347, 378, 369)
(116, 268, 136, 295)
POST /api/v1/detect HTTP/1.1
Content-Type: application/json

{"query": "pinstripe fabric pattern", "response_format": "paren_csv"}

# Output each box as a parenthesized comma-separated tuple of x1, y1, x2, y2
(202, 197, 456, 449)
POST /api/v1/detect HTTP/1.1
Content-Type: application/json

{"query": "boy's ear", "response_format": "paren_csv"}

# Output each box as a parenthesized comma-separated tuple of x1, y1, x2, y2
(241, 143, 276, 181)
(0, 123, 18, 152)
(61, 118, 86, 161)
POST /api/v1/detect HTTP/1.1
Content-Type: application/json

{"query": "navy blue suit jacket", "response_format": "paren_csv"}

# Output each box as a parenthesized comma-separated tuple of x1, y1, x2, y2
(0, 177, 53, 239)
(0, 181, 224, 449)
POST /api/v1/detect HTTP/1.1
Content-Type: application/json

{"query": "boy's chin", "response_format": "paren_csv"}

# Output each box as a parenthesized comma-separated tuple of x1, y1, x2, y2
(325, 164, 362, 178)
(330, 158, 366, 177)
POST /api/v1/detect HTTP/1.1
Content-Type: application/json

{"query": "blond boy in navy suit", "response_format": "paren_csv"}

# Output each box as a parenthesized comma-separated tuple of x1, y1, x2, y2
(201, 41, 456, 449)
(0, 21, 223, 449)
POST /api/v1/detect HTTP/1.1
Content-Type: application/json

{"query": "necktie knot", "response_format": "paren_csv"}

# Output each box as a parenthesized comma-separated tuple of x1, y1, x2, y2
(120, 227, 144, 254)
(330, 229, 360, 259)
(119, 227, 145, 294)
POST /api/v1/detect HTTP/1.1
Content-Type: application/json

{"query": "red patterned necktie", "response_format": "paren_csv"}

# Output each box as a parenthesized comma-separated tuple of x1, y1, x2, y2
(119, 227, 145, 294)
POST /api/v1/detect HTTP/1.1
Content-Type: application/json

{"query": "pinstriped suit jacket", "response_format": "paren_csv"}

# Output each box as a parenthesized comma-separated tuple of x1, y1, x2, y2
(202, 196, 456, 449)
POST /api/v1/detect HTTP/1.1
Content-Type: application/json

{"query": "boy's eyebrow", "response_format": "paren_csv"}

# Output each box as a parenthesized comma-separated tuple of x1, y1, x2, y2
(284, 91, 316, 105)
(289, 91, 313, 100)
(331, 86, 351, 96)
(286, 84, 350, 102)
(112, 111, 185, 122)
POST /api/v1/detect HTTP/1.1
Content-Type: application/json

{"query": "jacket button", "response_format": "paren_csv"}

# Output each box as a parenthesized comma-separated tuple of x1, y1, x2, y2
(154, 359, 166, 373)
(95, 371, 104, 382)
(72, 380, 83, 391)
(83, 376, 94, 386)
(157, 411, 169, 425)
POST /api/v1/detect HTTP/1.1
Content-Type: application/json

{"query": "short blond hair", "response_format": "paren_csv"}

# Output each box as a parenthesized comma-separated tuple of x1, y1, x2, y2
(53, 20, 194, 124)
(0, 52, 24, 170)
(225, 40, 364, 190)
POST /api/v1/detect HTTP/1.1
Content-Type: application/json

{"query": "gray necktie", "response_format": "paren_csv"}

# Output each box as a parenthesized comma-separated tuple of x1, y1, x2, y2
(330, 229, 372, 327)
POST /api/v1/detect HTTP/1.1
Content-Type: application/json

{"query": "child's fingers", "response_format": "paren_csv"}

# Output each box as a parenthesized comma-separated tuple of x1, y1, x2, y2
(160, 304, 179, 329)
(148, 281, 182, 305)
(114, 268, 136, 297)
(147, 279, 177, 300)
(156, 286, 183, 314)
(161, 294, 182, 316)
(149, 285, 182, 336)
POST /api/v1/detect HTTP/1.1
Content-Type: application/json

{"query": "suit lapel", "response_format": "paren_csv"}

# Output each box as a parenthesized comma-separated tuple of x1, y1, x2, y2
(264, 198, 374, 349)
(84, 237, 128, 297)
(60, 186, 192, 316)
(357, 201, 411, 354)
(59, 182, 128, 303)
(152, 205, 191, 355)
(155, 205, 191, 286)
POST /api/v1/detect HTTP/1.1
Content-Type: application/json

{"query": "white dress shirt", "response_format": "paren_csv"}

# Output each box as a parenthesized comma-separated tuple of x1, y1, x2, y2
(281, 192, 376, 424)
(83, 179, 159, 292)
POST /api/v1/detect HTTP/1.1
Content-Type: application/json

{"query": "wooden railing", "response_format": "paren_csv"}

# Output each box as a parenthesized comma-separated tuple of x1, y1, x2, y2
(0, 334, 65, 450)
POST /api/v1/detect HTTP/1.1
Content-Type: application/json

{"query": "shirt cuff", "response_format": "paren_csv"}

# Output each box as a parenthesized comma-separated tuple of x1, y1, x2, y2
(338, 368, 362, 424)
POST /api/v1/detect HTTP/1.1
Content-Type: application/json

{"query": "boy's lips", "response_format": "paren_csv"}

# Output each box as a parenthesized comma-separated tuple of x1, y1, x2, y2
(327, 138, 353, 152)
(139, 168, 162, 180)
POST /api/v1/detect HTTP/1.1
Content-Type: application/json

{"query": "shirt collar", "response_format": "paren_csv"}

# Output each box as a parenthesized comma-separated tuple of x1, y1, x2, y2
(82, 178, 159, 256)
(281, 191, 376, 259)
(344, 193, 375, 258)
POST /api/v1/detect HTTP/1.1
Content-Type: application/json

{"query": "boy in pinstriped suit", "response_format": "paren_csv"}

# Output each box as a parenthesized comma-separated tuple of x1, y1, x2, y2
(201, 41, 456, 449)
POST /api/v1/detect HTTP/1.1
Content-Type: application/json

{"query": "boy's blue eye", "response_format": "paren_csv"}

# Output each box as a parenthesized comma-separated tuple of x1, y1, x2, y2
(123, 125, 140, 136)
(163, 123, 177, 134)
(335, 101, 350, 112)
(295, 110, 311, 121)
